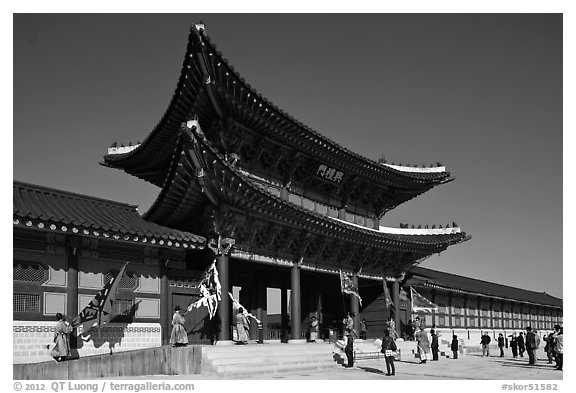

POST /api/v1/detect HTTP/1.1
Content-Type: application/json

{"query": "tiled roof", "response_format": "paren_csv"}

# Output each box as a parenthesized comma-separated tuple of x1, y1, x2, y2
(13, 181, 205, 248)
(410, 266, 562, 307)
(102, 25, 452, 197)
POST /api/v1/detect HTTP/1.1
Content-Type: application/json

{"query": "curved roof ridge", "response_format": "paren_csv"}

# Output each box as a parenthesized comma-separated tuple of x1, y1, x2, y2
(13, 180, 139, 210)
(196, 27, 452, 183)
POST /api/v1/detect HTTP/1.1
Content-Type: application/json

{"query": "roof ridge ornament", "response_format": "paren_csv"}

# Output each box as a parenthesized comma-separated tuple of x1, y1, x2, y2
(194, 21, 205, 33)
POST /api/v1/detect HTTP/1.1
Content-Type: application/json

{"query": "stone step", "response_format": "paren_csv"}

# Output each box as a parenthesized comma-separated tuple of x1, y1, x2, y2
(207, 352, 334, 366)
(205, 360, 343, 378)
(201, 342, 344, 376)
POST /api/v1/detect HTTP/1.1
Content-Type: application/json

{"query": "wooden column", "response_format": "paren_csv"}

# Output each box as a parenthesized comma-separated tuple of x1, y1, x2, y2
(217, 254, 230, 341)
(66, 246, 78, 350)
(290, 263, 302, 341)
(463, 295, 469, 329)
(66, 246, 78, 320)
(448, 291, 453, 329)
(160, 260, 170, 345)
(256, 282, 268, 341)
(281, 286, 288, 342)
(392, 280, 400, 338)
(350, 274, 360, 335)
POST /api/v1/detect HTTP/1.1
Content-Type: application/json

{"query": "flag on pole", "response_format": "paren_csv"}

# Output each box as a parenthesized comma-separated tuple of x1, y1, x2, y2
(383, 279, 393, 308)
(339, 270, 362, 306)
(188, 260, 222, 319)
(228, 292, 262, 324)
(410, 286, 438, 312)
(74, 262, 129, 330)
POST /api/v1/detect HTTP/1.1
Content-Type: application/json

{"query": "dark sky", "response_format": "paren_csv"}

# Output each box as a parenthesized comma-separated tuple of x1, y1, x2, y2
(13, 14, 563, 298)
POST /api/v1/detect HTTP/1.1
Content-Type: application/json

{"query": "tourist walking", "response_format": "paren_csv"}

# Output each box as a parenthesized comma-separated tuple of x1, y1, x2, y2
(169, 306, 188, 347)
(451, 335, 459, 359)
(235, 307, 250, 344)
(510, 333, 518, 358)
(344, 328, 354, 368)
(480, 332, 491, 356)
(360, 319, 367, 340)
(544, 332, 555, 364)
(525, 327, 538, 365)
(415, 327, 431, 363)
(498, 333, 505, 357)
(51, 313, 73, 362)
(431, 329, 439, 361)
(309, 316, 319, 341)
(517, 332, 526, 357)
(380, 330, 397, 376)
(553, 324, 563, 371)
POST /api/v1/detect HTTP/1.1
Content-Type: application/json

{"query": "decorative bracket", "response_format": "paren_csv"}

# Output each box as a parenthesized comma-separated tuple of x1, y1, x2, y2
(207, 235, 236, 257)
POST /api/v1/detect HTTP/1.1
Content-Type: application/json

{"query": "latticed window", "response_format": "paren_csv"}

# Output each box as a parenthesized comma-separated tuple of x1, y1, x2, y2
(454, 316, 462, 327)
(112, 299, 134, 316)
(452, 306, 462, 315)
(14, 293, 41, 313)
(437, 304, 446, 314)
(481, 309, 490, 317)
(105, 271, 139, 291)
(13, 262, 48, 283)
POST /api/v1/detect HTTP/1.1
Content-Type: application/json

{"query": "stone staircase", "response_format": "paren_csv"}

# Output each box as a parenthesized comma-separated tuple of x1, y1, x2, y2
(201, 342, 344, 377)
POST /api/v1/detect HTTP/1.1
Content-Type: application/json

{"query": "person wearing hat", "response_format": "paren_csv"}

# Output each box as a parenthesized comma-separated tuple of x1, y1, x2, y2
(344, 328, 354, 368)
(51, 313, 73, 362)
(170, 305, 189, 347)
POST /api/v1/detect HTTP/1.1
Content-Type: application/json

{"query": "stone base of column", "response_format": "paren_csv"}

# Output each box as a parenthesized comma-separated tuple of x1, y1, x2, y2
(287, 339, 307, 344)
(215, 340, 236, 346)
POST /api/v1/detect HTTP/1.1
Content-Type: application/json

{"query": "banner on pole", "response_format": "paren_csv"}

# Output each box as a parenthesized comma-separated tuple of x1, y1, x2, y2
(188, 260, 222, 319)
(410, 286, 438, 312)
(74, 262, 129, 330)
(339, 270, 362, 306)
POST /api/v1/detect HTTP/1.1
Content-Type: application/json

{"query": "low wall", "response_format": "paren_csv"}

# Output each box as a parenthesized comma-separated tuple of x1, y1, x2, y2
(13, 345, 202, 380)
(13, 321, 162, 364)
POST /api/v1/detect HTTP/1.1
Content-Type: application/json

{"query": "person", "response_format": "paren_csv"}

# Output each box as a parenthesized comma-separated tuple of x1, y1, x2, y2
(497, 333, 505, 357)
(451, 335, 459, 359)
(387, 317, 398, 340)
(480, 332, 491, 357)
(430, 329, 439, 361)
(509, 333, 518, 358)
(342, 312, 356, 338)
(51, 313, 73, 362)
(360, 319, 367, 340)
(525, 326, 538, 365)
(344, 328, 354, 368)
(553, 325, 563, 371)
(406, 320, 415, 341)
(544, 332, 555, 364)
(415, 326, 431, 363)
(517, 332, 526, 357)
(169, 306, 188, 347)
(235, 307, 250, 344)
(309, 316, 319, 342)
(380, 329, 397, 376)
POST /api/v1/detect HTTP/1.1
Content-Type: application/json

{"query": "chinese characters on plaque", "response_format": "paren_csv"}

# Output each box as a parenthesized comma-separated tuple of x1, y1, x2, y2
(316, 164, 344, 184)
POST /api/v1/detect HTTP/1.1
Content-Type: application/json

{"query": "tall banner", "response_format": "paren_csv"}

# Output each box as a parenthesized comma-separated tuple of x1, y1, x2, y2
(228, 292, 262, 324)
(188, 260, 222, 319)
(383, 279, 393, 308)
(74, 262, 129, 330)
(410, 286, 438, 312)
(339, 270, 362, 306)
